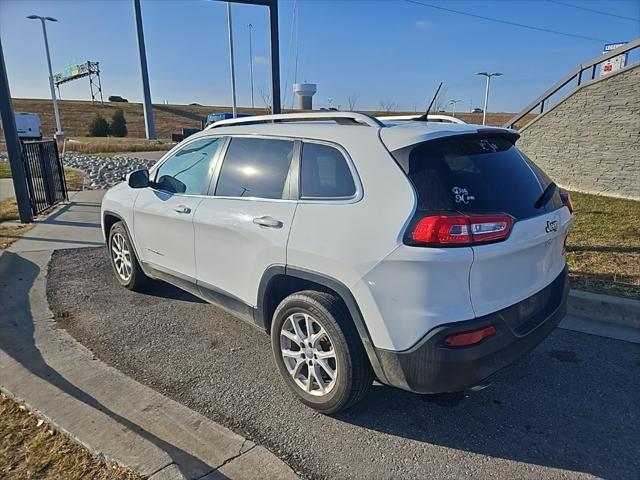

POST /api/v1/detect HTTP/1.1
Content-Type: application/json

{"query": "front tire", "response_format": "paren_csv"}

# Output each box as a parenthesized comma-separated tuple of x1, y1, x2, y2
(271, 290, 373, 414)
(108, 221, 148, 291)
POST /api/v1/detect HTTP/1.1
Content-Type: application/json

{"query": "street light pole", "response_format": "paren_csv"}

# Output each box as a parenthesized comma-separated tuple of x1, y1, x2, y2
(476, 71, 503, 125)
(482, 75, 490, 125)
(132, 0, 156, 139)
(27, 15, 63, 139)
(227, 2, 237, 118)
(448, 99, 462, 117)
(248, 23, 255, 109)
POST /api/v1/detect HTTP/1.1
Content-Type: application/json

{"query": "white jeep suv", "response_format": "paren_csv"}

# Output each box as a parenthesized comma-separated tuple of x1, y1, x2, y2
(101, 112, 573, 414)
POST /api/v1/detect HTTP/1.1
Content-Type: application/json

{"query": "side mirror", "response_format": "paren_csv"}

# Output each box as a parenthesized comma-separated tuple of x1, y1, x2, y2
(156, 175, 186, 194)
(128, 169, 149, 189)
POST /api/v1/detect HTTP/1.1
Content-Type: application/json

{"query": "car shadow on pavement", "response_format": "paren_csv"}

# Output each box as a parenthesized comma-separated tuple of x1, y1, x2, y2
(143, 279, 206, 304)
(0, 252, 227, 480)
(334, 340, 640, 479)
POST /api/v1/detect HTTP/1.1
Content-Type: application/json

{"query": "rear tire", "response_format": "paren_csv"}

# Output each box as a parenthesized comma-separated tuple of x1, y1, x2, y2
(108, 221, 148, 291)
(271, 290, 373, 414)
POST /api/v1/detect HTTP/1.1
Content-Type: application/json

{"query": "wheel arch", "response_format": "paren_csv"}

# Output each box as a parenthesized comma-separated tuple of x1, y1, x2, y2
(102, 210, 148, 277)
(257, 265, 389, 384)
(102, 211, 121, 239)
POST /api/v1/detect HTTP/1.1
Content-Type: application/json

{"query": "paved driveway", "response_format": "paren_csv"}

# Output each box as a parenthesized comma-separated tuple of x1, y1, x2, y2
(47, 248, 640, 480)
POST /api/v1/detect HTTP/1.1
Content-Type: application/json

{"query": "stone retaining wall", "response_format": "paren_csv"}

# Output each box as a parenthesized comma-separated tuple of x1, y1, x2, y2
(517, 64, 640, 200)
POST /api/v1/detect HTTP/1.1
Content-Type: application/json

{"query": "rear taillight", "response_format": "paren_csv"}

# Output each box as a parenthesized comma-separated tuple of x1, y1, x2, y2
(444, 325, 496, 347)
(411, 214, 513, 246)
(559, 189, 573, 214)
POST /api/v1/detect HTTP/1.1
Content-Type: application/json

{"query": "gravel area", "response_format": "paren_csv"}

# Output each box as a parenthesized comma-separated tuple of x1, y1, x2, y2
(47, 247, 640, 480)
(0, 153, 158, 190)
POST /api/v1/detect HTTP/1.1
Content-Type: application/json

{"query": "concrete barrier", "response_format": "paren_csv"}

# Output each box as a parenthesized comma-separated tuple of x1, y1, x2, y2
(568, 290, 640, 329)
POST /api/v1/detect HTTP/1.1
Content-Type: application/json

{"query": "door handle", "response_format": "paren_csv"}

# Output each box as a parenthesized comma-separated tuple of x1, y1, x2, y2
(173, 205, 191, 214)
(253, 216, 283, 228)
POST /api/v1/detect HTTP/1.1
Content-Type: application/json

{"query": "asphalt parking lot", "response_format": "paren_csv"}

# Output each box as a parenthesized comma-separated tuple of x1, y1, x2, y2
(48, 247, 640, 480)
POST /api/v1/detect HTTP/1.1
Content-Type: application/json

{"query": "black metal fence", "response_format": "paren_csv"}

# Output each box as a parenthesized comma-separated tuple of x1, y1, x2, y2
(21, 140, 68, 215)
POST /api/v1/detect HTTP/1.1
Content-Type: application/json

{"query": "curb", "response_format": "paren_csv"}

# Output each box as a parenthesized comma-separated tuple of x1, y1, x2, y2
(0, 249, 298, 480)
(568, 289, 640, 329)
(561, 289, 640, 344)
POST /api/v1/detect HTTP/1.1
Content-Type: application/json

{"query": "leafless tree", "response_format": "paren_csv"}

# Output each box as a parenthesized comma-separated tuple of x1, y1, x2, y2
(379, 99, 398, 112)
(258, 85, 272, 114)
(347, 92, 361, 110)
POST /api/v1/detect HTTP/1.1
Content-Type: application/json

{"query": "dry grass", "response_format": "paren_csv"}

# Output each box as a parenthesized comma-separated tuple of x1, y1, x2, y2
(0, 393, 142, 480)
(0, 223, 34, 249)
(64, 169, 86, 191)
(4, 98, 270, 139)
(0, 197, 19, 223)
(0, 197, 34, 249)
(566, 191, 640, 299)
(1, 98, 521, 141)
(64, 137, 173, 154)
(0, 161, 11, 178)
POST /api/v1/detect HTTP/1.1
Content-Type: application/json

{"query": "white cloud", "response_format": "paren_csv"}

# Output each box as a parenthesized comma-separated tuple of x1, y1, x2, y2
(414, 20, 432, 31)
(253, 55, 268, 65)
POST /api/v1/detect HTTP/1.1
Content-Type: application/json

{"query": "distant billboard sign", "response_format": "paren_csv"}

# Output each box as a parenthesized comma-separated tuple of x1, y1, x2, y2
(600, 43, 628, 76)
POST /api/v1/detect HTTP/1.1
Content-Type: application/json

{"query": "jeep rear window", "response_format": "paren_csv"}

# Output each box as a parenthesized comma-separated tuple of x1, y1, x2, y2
(395, 135, 562, 220)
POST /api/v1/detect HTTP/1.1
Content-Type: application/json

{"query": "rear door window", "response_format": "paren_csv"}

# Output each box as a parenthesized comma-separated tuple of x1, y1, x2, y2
(214, 137, 294, 199)
(300, 142, 356, 199)
(396, 135, 562, 220)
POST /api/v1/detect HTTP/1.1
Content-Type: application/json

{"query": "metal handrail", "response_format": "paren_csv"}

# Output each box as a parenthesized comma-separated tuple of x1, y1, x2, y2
(205, 111, 385, 130)
(505, 38, 640, 129)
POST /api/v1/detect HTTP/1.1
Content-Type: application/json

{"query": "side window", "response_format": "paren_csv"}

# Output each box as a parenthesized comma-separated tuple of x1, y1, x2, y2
(153, 137, 222, 195)
(300, 142, 356, 199)
(215, 137, 294, 199)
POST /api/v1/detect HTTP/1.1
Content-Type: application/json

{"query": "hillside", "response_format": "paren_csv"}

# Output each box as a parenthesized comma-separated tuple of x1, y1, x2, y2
(4, 98, 527, 139)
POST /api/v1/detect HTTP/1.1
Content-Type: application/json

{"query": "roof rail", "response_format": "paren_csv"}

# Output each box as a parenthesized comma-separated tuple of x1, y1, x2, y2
(376, 114, 467, 124)
(204, 111, 385, 130)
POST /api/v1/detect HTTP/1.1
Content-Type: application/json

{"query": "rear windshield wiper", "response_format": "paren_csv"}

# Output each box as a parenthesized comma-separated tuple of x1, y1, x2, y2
(534, 182, 557, 209)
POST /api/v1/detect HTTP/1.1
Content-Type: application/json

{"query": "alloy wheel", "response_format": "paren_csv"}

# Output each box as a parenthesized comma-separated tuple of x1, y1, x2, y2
(280, 312, 338, 396)
(111, 232, 132, 281)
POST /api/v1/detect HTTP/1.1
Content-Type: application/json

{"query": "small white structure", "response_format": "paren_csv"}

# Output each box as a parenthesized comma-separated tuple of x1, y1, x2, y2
(600, 42, 628, 76)
(293, 83, 317, 110)
(14, 112, 42, 139)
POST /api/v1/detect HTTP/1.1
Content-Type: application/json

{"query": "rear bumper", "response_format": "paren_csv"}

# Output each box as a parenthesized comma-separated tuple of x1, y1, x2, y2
(374, 266, 569, 394)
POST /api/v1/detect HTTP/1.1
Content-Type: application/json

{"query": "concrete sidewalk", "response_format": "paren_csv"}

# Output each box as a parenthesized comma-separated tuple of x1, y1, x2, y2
(0, 192, 297, 480)
(6, 189, 105, 252)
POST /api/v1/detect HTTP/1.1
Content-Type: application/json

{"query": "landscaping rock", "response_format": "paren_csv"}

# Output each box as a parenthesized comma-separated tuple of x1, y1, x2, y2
(0, 153, 158, 190)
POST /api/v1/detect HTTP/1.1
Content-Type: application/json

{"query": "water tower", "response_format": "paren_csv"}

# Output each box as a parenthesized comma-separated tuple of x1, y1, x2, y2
(293, 83, 317, 110)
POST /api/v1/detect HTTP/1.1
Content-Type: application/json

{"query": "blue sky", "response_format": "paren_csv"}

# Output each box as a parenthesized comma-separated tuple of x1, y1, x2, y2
(1, 0, 639, 112)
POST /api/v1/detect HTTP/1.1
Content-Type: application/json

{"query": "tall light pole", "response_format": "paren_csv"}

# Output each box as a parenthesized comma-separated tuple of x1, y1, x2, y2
(133, 0, 156, 139)
(248, 23, 255, 109)
(227, 2, 237, 118)
(448, 99, 462, 117)
(27, 15, 63, 140)
(476, 71, 503, 125)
